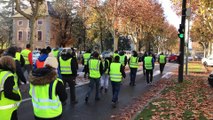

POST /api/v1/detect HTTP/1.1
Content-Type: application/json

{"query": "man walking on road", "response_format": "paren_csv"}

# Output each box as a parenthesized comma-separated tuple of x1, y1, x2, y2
(158, 52, 167, 74)
(100, 57, 111, 94)
(59, 50, 78, 105)
(85, 52, 103, 103)
(128, 51, 139, 86)
(119, 50, 127, 70)
(144, 52, 155, 84)
(82, 50, 91, 78)
(21, 44, 33, 78)
(109, 56, 126, 108)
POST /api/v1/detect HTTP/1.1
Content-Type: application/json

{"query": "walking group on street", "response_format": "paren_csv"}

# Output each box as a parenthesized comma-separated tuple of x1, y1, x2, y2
(0, 44, 167, 120)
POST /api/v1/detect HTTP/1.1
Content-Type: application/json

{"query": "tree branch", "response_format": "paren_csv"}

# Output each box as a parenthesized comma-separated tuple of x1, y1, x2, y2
(15, 0, 31, 19)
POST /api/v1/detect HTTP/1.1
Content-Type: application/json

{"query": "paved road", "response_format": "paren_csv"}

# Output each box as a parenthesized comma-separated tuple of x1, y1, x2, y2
(18, 63, 178, 120)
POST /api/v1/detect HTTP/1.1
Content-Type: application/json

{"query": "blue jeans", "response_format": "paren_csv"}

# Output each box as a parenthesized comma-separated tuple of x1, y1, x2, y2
(86, 78, 100, 99)
(130, 68, 137, 84)
(111, 81, 121, 103)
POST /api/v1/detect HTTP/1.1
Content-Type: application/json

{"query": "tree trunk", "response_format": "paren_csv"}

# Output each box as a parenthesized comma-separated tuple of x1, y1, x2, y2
(29, 18, 36, 50)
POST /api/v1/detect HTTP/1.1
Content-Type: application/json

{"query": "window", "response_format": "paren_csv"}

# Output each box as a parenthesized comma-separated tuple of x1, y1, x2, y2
(38, 20, 43, 25)
(28, 31, 30, 41)
(18, 20, 23, 26)
(18, 31, 23, 41)
(38, 31, 42, 41)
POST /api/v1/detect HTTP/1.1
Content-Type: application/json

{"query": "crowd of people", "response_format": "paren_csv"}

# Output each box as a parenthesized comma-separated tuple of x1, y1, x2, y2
(0, 44, 167, 120)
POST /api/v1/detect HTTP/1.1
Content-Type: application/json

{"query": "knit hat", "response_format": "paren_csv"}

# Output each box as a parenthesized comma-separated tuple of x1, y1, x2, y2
(44, 52, 58, 69)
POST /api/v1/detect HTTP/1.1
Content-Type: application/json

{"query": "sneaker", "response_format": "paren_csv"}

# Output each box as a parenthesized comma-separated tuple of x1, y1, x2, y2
(112, 102, 116, 108)
(85, 96, 88, 103)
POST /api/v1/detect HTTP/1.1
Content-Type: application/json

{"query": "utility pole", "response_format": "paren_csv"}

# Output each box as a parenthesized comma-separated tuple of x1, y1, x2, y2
(178, 0, 187, 83)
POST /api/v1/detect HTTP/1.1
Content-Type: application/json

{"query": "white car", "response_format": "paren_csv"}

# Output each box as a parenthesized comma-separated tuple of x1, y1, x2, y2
(202, 57, 213, 66)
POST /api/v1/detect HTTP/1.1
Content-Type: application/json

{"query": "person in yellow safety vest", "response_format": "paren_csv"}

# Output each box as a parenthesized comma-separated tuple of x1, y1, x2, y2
(100, 57, 112, 94)
(158, 52, 167, 74)
(6, 47, 26, 86)
(82, 50, 91, 78)
(113, 50, 119, 60)
(128, 51, 139, 86)
(0, 56, 22, 120)
(85, 52, 103, 103)
(29, 58, 67, 120)
(109, 56, 126, 108)
(144, 52, 155, 85)
(59, 50, 78, 105)
(52, 47, 59, 58)
(21, 44, 33, 77)
(15, 47, 25, 67)
(119, 50, 127, 69)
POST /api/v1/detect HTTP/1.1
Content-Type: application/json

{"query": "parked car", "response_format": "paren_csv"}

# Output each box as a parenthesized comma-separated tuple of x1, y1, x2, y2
(100, 51, 113, 58)
(202, 56, 213, 66)
(168, 54, 178, 62)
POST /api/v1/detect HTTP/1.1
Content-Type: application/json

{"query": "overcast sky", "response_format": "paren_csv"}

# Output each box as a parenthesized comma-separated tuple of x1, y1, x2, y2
(158, 0, 181, 29)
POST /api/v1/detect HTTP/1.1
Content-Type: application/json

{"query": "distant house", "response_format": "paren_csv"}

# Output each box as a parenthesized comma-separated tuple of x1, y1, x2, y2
(12, 1, 58, 49)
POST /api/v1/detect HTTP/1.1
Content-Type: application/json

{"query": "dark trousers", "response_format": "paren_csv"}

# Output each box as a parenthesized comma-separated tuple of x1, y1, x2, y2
(86, 78, 100, 99)
(34, 114, 62, 120)
(61, 75, 76, 102)
(142, 65, 146, 75)
(11, 110, 18, 120)
(159, 63, 165, 73)
(146, 69, 153, 83)
(111, 81, 121, 103)
(23, 64, 31, 75)
(130, 68, 137, 85)
(84, 65, 89, 76)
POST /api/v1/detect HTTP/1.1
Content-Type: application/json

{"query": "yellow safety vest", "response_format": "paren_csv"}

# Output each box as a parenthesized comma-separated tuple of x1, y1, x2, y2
(83, 53, 91, 65)
(53, 50, 59, 58)
(119, 55, 126, 66)
(21, 49, 31, 65)
(159, 55, 166, 64)
(0, 71, 21, 120)
(59, 57, 72, 74)
(129, 56, 139, 68)
(29, 79, 63, 118)
(89, 59, 101, 78)
(144, 56, 153, 70)
(110, 63, 122, 82)
(15, 52, 21, 62)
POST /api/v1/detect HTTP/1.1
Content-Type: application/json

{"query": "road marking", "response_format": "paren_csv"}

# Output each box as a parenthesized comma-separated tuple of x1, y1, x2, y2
(161, 72, 173, 79)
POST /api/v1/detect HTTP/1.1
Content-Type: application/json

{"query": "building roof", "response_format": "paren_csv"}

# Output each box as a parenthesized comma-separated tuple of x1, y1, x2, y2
(13, 1, 56, 18)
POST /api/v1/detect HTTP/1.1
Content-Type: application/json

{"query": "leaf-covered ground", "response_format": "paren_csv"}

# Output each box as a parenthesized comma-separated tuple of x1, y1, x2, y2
(111, 64, 213, 120)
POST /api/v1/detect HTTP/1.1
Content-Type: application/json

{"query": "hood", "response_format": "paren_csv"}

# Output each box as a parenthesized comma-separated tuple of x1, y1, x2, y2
(38, 54, 48, 62)
(0, 56, 16, 73)
(61, 54, 71, 60)
(29, 67, 57, 85)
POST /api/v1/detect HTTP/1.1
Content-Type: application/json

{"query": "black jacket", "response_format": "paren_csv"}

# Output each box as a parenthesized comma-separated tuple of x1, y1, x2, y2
(30, 67, 67, 103)
(59, 53, 78, 77)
